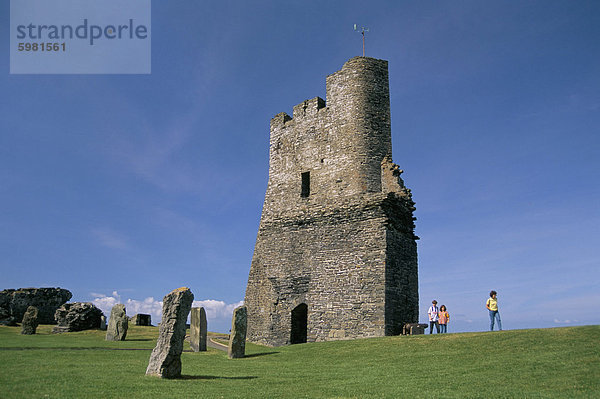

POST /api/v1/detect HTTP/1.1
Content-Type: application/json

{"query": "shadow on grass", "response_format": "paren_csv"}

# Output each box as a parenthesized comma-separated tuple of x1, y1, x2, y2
(179, 375, 258, 380)
(243, 351, 279, 358)
(125, 338, 154, 342)
(0, 347, 151, 351)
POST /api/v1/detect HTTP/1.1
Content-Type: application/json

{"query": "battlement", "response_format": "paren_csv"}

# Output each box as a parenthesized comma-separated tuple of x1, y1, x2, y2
(292, 96, 326, 119)
(270, 97, 326, 131)
(270, 112, 292, 129)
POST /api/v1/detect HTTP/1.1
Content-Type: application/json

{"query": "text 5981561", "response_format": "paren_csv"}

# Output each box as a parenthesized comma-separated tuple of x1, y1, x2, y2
(18, 42, 66, 52)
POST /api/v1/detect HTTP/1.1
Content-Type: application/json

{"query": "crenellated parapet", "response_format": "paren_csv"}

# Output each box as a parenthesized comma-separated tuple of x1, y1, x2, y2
(292, 96, 326, 120)
(270, 112, 292, 130)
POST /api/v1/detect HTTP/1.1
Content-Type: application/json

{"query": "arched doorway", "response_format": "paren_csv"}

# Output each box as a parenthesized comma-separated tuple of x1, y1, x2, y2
(290, 303, 308, 344)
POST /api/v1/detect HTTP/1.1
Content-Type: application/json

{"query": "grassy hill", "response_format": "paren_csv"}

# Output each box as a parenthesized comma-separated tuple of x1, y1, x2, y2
(0, 324, 598, 398)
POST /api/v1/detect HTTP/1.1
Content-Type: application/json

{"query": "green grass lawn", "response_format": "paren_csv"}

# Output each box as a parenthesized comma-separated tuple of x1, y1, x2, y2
(0, 324, 598, 398)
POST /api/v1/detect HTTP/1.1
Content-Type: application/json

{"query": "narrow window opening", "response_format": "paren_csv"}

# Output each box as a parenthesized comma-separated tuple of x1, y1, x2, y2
(301, 172, 310, 197)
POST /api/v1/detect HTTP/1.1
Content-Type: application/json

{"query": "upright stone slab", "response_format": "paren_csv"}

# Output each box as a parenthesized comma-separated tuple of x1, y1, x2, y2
(228, 306, 247, 359)
(190, 307, 207, 352)
(21, 306, 39, 335)
(100, 315, 107, 331)
(146, 287, 194, 378)
(106, 304, 128, 341)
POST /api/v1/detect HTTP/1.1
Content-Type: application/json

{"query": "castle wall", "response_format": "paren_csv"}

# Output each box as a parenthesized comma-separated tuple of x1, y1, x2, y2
(246, 202, 388, 346)
(245, 57, 418, 346)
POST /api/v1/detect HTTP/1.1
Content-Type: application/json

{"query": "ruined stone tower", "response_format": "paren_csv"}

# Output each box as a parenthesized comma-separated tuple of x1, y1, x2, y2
(245, 57, 418, 346)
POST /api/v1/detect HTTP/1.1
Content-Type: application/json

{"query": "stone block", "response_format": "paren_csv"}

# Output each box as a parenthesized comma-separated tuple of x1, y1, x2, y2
(402, 323, 428, 335)
(133, 313, 152, 326)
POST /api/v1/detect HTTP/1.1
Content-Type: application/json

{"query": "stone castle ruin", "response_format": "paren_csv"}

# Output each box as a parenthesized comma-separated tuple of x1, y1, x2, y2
(245, 57, 419, 346)
(0, 287, 72, 325)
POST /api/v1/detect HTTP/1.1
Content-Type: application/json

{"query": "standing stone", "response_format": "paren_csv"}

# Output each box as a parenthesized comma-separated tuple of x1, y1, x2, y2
(21, 306, 39, 335)
(100, 315, 107, 331)
(106, 304, 128, 341)
(190, 307, 207, 352)
(228, 306, 247, 359)
(146, 287, 194, 378)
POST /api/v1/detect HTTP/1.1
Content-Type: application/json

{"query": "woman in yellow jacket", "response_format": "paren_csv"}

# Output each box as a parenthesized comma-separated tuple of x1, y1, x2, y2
(486, 290, 502, 331)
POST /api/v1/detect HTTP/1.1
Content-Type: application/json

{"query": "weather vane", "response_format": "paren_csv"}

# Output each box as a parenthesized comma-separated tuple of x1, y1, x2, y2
(354, 24, 369, 57)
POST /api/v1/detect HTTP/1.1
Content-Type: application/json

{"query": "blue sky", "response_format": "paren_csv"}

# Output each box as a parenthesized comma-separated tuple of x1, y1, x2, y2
(1, 1, 599, 334)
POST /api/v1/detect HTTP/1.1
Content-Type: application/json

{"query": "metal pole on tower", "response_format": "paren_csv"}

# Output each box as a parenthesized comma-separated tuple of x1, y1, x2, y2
(362, 30, 365, 56)
(354, 24, 369, 57)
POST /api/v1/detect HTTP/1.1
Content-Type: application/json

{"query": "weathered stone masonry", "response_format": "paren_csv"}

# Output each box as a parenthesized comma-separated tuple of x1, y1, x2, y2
(245, 57, 418, 347)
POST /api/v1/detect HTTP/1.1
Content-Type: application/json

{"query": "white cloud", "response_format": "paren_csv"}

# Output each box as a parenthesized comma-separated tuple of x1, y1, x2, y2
(91, 291, 243, 332)
(124, 297, 164, 320)
(90, 291, 123, 311)
(192, 299, 245, 320)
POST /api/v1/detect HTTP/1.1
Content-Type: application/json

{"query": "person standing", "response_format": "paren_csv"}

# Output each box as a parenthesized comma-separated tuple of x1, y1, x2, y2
(486, 290, 502, 331)
(427, 300, 440, 334)
(438, 305, 449, 333)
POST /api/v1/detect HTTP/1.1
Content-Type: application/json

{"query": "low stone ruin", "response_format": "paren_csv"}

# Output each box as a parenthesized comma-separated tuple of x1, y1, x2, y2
(21, 306, 39, 335)
(146, 287, 194, 378)
(52, 302, 104, 333)
(0, 287, 72, 325)
(228, 305, 247, 359)
(106, 304, 128, 341)
(132, 313, 152, 326)
(190, 307, 207, 352)
(402, 323, 429, 335)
